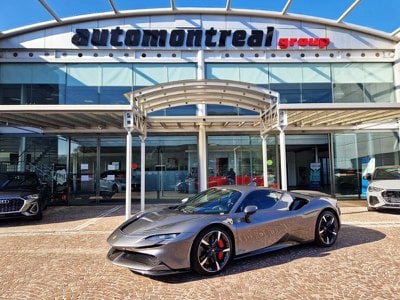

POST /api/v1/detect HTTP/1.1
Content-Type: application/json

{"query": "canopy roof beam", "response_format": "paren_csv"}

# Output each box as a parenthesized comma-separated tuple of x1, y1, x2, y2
(281, 0, 293, 15)
(226, 0, 232, 11)
(38, 0, 62, 23)
(170, 0, 176, 11)
(337, 0, 362, 23)
(108, 0, 119, 14)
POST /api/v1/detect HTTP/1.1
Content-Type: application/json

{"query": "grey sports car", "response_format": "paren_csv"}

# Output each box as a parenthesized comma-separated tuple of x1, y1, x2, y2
(107, 186, 340, 276)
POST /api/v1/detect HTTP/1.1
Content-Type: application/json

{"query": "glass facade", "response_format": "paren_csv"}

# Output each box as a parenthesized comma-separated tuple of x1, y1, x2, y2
(332, 63, 395, 103)
(66, 135, 201, 203)
(0, 134, 278, 203)
(0, 60, 398, 203)
(206, 62, 394, 107)
(0, 62, 394, 108)
(0, 135, 69, 204)
(0, 64, 66, 104)
(333, 132, 400, 199)
(0, 63, 197, 113)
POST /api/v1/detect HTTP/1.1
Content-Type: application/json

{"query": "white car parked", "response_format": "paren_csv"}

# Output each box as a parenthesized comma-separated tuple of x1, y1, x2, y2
(365, 165, 400, 211)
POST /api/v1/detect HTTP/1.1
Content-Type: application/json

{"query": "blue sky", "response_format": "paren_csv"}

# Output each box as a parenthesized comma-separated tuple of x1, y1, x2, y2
(0, 0, 398, 34)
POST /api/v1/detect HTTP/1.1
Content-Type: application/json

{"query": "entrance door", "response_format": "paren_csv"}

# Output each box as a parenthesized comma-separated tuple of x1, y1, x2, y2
(285, 135, 330, 193)
(69, 138, 98, 204)
(144, 136, 198, 199)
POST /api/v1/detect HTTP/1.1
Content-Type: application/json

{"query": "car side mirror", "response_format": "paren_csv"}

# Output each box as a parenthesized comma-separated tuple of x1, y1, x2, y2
(244, 205, 258, 223)
(363, 173, 372, 181)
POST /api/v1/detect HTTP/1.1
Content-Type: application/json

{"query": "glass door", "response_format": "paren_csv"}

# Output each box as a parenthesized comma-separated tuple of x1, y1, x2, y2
(207, 135, 277, 188)
(69, 138, 98, 204)
(144, 136, 198, 200)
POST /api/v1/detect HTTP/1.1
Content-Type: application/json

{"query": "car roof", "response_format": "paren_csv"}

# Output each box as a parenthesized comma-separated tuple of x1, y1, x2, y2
(211, 185, 278, 193)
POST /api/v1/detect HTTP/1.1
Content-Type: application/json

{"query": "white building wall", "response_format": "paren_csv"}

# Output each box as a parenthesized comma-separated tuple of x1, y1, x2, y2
(0, 14, 396, 51)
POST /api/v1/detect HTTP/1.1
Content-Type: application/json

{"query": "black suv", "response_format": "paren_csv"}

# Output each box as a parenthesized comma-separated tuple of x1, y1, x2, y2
(0, 172, 49, 220)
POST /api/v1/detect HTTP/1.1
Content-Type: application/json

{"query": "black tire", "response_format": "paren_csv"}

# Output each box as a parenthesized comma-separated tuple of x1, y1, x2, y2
(100, 191, 113, 200)
(315, 210, 339, 247)
(190, 227, 233, 275)
(31, 211, 43, 221)
(367, 206, 375, 211)
(31, 204, 43, 221)
(42, 197, 49, 211)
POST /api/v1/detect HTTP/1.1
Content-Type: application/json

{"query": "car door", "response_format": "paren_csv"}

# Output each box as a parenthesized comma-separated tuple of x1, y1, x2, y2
(233, 190, 293, 255)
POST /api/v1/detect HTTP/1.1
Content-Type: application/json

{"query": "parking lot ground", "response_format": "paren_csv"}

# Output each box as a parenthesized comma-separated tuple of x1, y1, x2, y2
(1, 201, 400, 300)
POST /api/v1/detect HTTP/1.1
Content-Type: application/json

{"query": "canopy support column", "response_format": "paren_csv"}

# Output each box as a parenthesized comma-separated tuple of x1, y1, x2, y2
(279, 129, 287, 190)
(198, 123, 207, 191)
(123, 109, 146, 220)
(278, 111, 288, 191)
(140, 135, 146, 212)
(125, 128, 132, 220)
(261, 135, 268, 187)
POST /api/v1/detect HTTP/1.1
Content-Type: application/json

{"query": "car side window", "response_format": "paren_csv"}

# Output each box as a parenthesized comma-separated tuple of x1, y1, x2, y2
(236, 190, 279, 213)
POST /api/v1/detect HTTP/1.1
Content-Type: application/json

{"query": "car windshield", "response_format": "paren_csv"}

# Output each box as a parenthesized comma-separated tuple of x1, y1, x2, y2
(374, 167, 400, 180)
(0, 173, 38, 190)
(174, 188, 241, 215)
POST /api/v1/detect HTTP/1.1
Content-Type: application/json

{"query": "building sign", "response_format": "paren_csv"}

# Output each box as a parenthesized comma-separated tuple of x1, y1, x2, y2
(71, 26, 330, 49)
(278, 37, 330, 49)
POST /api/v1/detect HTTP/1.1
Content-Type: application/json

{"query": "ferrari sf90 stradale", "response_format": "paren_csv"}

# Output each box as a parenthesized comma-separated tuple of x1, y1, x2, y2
(107, 186, 340, 276)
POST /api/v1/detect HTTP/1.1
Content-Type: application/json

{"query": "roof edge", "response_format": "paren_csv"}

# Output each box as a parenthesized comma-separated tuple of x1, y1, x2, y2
(0, 8, 398, 42)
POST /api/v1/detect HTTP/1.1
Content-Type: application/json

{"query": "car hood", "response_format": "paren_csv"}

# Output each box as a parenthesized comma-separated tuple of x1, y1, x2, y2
(370, 180, 400, 189)
(120, 207, 219, 236)
(0, 189, 37, 199)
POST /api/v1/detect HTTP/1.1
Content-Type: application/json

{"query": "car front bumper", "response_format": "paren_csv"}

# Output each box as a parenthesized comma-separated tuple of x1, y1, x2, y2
(107, 248, 188, 275)
(367, 191, 400, 210)
(0, 197, 41, 219)
(107, 230, 195, 275)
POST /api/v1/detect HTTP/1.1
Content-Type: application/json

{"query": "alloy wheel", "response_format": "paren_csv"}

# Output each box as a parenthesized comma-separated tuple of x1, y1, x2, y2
(193, 228, 232, 274)
(316, 211, 338, 247)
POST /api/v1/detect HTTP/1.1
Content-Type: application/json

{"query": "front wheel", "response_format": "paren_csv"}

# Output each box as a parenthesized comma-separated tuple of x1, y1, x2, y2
(315, 210, 339, 247)
(112, 185, 119, 194)
(191, 227, 233, 275)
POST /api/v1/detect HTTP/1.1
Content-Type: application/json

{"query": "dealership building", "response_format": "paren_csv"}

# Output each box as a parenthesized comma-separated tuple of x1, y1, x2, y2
(0, 1, 399, 210)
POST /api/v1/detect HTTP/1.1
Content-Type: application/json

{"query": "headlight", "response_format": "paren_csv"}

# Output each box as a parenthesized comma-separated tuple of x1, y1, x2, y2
(368, 185, 384, 193)
(145, 233, 180, 243)
(23, 194, 40, 201)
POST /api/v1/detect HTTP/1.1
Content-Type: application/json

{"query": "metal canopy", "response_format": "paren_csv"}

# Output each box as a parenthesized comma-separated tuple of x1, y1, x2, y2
(0, 105, 131, 133)
(262, 103, 400, 135)
(2, 94, 400, 135)
(125, 79, 278, 116)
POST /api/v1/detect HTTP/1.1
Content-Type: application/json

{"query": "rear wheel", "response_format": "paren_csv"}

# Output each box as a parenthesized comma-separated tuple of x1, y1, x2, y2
(191, 227, 232, 275)
(112, 185, 119, 194)
(315, 210, 339, 247)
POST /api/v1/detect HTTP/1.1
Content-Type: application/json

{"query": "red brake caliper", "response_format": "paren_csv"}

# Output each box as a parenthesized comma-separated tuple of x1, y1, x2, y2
(217, 239, 225, 261)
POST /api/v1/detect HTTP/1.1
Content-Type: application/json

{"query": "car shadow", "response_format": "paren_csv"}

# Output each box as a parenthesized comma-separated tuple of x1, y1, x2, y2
(374, 209, 400, 215)
(0, 205, 124, 227)
(151, 224, 386, 284)
(0, 203, 178, 227)
(341, 208, 400, 215)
